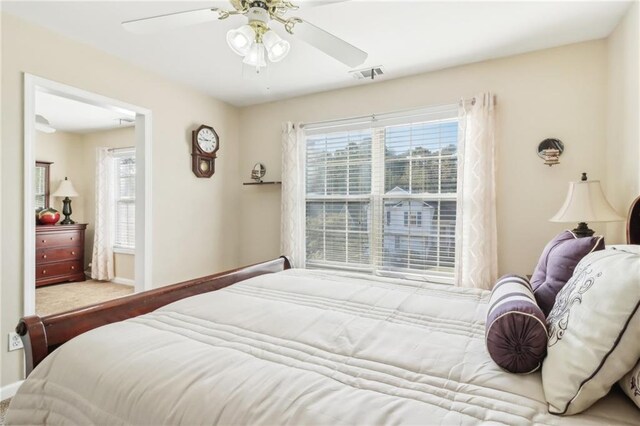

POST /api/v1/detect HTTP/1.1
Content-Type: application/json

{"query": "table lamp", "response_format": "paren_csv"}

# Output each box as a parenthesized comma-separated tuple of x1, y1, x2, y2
(52, 177, 79, 225)
(550, 173, 624, 237)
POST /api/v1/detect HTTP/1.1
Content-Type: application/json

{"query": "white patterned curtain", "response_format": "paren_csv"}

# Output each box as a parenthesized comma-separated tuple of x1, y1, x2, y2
(455, 93, 498, 289)
(281, 122, 306, 268)
(91, 147, 115, 281)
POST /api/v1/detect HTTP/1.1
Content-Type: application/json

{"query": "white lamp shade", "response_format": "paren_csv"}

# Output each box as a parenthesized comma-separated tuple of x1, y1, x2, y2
(550, 179, 624, 223)
(262, 30, 290, 62)
(226, 25, 254, 56)
(35, 114, 56, 133)
(243, 42, 267, 69)
(52, 178, 79, 198)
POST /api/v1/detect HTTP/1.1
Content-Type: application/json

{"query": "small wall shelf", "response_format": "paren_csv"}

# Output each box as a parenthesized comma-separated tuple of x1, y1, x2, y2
(243, 181, 282, 186)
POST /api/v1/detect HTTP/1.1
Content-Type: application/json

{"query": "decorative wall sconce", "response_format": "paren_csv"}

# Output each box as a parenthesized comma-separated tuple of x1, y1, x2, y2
(537, 138, 564, 166)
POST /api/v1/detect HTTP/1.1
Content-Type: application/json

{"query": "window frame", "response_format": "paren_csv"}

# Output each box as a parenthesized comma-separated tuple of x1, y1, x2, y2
(303, 109, 459, 285)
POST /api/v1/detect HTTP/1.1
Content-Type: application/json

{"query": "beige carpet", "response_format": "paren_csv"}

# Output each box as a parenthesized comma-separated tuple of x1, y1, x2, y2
(36, 280, 134, 317)
(0, 399, 9, 426)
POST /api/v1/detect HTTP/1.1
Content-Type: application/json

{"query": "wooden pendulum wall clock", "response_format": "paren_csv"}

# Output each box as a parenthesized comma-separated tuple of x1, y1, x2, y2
(191, 124, 219, 178)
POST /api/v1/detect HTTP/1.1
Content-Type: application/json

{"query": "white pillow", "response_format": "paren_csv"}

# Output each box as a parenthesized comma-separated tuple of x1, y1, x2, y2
(541, 248, 640, 415)
(607, 244, 640, 255)
(619, 359, 640, 409)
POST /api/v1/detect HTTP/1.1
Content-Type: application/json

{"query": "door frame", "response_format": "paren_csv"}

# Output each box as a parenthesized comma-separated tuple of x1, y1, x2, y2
(23, 73, 153, 316)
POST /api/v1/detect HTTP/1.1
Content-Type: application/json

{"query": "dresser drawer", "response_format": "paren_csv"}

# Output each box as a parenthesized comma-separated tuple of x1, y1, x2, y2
(36, 231, 81, 249)
(36, 260, 83, 279)
(37, 247, 82, 263)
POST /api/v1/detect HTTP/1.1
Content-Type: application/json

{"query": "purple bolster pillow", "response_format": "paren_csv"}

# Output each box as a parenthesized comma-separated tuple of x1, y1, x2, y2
(486, 275, 548, 374)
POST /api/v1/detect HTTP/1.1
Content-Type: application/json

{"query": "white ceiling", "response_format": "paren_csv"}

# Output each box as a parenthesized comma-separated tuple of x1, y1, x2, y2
(4, 1, 632, 107)
(36, 91, 135, 133)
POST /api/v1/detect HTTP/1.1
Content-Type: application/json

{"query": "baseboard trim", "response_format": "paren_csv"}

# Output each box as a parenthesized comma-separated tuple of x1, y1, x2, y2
(0, 380, 24, 400)
(112, 277, 135, 286)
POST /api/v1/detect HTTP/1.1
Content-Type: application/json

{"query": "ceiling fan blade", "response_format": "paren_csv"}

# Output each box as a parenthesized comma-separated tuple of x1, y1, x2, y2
(122, 8, 220, 34)
(297, 0, 351, 7)
(293, 20, 367, 68)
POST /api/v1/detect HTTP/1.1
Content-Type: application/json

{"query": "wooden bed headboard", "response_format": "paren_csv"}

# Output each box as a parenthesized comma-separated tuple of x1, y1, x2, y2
(628, 195, 640, 244)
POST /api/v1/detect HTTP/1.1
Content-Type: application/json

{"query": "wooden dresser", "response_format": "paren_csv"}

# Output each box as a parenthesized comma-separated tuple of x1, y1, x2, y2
(36, 224, 87, 287)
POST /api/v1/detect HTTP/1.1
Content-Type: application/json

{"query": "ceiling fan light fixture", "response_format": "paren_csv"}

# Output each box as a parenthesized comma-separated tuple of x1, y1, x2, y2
(243, 42, 267, 71)
(262, 30, 290, 63)
(35, 114, 56, 134)
(226, 24, 255, 56)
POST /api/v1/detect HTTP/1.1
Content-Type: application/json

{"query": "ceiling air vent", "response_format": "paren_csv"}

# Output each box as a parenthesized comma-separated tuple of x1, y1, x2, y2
(350, 66, 385, 81)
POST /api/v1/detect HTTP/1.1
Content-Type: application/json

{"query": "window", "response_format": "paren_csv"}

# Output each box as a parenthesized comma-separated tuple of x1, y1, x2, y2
(113, 149, 135, 251)
(304, 105, 458, 283)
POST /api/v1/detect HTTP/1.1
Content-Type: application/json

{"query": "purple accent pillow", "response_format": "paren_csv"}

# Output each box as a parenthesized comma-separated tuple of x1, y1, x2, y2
(531, 231, 604, 316)
(486, 275, 548, 374)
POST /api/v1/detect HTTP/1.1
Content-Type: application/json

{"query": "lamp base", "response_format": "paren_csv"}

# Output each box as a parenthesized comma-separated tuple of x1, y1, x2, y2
(572, 222, 594, 238)
(60, 197, 75, 225)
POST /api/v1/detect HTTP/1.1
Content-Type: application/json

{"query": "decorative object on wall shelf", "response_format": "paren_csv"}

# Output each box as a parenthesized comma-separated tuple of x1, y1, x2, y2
(550, 172, 624, 237)
(37, 208, 60, 225)
(192, 124, 220, 178)
(537, 138, 564, 166)
(244, 162, 281, 185)
(251, 162, 266, 182)
(52, 177, 79, 225)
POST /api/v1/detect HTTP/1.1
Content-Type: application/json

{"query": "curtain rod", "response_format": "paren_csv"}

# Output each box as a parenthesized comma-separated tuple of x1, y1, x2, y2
(298, 98, 474, 130)
(297, 95, 496, 130)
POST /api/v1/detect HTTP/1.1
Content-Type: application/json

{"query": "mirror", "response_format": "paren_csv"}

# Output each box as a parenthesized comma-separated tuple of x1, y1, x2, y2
(35, 161, 52, 210)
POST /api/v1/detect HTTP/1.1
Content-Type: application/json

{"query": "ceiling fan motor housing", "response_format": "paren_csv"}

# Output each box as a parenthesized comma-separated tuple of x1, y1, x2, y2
(247, 6, 270, 24)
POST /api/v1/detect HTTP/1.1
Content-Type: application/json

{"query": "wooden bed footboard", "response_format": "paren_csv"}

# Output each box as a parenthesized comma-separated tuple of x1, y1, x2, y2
(16, 256, 291, 376)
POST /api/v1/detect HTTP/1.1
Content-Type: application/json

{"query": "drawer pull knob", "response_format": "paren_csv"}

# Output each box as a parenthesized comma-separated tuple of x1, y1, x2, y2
(71, 251, 76, 255)
(42, 270, 47, 274)
(71, 266, 75, 270)
(42, 240, 46, 243)
(70, 237, 74, 241)
(42, 255, 47, 259)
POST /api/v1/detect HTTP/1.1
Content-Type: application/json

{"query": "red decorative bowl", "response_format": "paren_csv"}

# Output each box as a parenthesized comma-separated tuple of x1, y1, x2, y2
(38, 208, 60, 225)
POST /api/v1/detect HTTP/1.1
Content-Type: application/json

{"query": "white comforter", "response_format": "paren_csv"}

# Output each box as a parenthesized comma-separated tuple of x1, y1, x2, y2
(7, 269, 639, 425)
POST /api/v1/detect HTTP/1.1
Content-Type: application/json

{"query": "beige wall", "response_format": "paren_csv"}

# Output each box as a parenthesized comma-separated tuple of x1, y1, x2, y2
(606, 1, 640, 242)
(114, 253, 135, 282)
(36, 126, 136, 280)
(35, 130, 84, 217)
(238, 40, 610, 275)
(1, 13, 242, 387)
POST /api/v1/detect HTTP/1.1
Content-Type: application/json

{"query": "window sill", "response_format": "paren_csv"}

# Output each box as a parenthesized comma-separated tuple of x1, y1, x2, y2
(113, 247, 135, 255)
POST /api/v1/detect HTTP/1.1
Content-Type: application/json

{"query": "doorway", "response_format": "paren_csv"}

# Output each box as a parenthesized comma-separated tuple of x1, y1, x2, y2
(24, 74, 152, 317)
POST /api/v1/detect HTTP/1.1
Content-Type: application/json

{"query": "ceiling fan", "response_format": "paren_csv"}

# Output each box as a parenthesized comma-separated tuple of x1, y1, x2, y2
(122, 0, 368, 72)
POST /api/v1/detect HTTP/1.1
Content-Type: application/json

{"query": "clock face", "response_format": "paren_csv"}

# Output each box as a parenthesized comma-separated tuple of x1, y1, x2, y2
(197, 127, 218, 153)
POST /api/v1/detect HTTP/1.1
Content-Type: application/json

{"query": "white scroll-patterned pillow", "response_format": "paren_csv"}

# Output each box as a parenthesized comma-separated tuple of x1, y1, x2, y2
(620, 359, 640, 409)
(541, 248, 640, 415)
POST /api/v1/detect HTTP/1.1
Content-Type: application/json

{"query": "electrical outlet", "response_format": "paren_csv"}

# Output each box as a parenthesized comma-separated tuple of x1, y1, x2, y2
(8, 332, 23, 351)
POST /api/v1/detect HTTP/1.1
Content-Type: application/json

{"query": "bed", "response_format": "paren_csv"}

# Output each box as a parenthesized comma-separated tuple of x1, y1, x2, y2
(7, 199, 640, 425)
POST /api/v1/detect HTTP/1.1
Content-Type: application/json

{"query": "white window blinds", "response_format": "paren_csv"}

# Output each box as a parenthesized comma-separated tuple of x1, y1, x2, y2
(304, 104, 459, 283)
(34, 166, 47, 210)
(113, 148, 135, 250)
